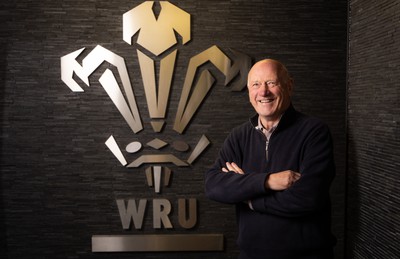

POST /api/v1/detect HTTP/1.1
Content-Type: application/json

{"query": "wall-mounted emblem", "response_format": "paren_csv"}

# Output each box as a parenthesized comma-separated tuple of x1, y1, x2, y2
(60, 1, 251, 252)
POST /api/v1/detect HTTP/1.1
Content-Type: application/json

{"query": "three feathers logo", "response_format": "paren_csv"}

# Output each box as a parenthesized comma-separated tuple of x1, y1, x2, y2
(61, 1, 251, 194)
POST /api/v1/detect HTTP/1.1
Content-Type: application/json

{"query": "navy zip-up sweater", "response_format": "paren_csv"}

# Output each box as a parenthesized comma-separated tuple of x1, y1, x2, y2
(205, 104, 336, 258)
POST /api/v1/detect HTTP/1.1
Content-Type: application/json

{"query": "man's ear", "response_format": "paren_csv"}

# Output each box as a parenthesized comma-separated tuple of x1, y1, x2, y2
(288, 78, 294, 95)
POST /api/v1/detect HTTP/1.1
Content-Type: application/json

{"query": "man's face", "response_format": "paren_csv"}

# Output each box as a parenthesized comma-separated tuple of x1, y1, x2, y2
(247, 61, 292, 124)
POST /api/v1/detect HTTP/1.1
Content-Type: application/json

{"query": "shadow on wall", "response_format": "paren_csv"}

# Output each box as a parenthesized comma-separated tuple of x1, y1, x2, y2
(0, 42, 9, 258)
(345, 130, 360, 259)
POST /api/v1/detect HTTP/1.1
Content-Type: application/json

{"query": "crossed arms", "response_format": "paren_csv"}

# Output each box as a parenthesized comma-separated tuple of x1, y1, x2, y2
(204, 123, 335, 218)
(222, 162, 300, 191)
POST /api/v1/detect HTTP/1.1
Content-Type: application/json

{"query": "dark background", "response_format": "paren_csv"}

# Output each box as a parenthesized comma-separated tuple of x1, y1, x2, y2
(0, 0, 398, 258)
(347, 0, 399, 258)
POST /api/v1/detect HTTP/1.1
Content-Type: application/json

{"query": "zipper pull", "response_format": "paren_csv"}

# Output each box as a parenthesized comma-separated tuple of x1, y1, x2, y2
(265, 140, 269, 161)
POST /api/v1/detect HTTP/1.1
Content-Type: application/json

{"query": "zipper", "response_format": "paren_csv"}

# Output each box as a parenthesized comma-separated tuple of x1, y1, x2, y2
(252, 115, 282, 164)
(265, 131, 277, 162)
(254, 120, 278, 163)
(256, 127, 270, 162)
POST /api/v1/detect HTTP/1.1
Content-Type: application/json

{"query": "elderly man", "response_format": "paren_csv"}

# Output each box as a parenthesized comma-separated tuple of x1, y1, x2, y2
(205, 59, 336, 259)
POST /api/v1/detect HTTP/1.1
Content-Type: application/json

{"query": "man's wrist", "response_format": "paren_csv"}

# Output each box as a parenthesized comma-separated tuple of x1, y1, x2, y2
(264, 174, 271, 190)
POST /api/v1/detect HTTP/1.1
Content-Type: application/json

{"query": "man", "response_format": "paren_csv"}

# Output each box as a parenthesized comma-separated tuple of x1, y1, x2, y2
(205, 59, 336, 259)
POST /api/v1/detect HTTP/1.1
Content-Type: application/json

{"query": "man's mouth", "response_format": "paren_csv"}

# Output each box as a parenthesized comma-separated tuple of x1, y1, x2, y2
(258, 98, 274, 103)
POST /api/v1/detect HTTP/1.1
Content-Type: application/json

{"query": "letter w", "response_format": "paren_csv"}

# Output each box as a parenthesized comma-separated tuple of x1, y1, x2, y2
(116, 199, 147, 230)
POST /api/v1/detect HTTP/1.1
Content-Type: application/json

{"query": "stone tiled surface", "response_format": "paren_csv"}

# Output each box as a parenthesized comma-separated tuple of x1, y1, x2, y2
(1, 0, 347, 258)
(347, 0, 400, 258)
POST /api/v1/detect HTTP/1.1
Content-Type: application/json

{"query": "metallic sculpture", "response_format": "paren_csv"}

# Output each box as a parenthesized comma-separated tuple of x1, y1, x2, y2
(61, 45, 142, 133)
(124, 1, 190, 132)
(60, 1, 251, 252)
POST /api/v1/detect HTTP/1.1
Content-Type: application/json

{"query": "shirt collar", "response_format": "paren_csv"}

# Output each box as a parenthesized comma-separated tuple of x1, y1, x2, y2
(256, 116, 281, 138)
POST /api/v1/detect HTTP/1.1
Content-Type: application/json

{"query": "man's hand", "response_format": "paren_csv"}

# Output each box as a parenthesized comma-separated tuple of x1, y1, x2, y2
(265, 170, 300, 191)
(222, 162, 244, 175)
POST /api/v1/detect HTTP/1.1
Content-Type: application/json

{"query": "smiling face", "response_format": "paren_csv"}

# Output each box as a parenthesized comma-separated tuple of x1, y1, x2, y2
(247, 59, 293, 127)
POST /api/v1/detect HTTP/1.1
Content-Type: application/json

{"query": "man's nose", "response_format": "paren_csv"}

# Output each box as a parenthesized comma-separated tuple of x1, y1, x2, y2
(258, 83, 271, 93)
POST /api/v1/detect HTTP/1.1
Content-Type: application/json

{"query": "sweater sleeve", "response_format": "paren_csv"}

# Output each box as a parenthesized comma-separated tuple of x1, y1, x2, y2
(251, 122, 335, 217)
(204, 127, 267, 204)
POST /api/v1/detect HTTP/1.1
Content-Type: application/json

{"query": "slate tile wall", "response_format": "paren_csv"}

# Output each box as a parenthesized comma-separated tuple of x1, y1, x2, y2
(347, 0, 400, 258)
(1, 0, 347, 258)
